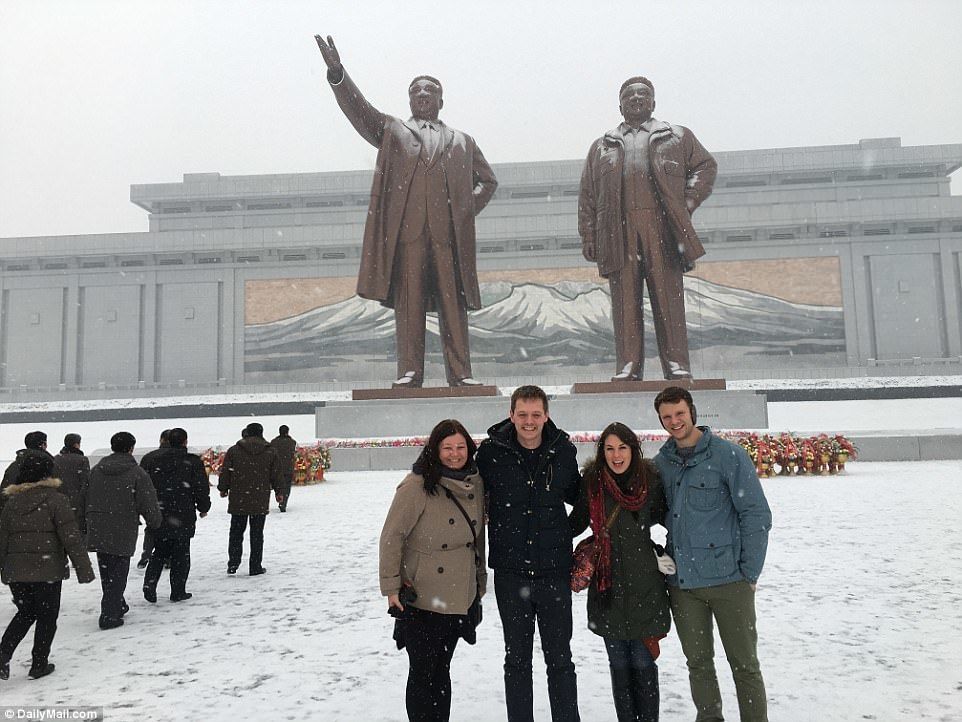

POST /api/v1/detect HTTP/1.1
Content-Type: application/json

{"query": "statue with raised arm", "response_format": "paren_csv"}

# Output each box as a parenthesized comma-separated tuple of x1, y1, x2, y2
(314, 35, 498, 388)
(579, 76, 717, 381)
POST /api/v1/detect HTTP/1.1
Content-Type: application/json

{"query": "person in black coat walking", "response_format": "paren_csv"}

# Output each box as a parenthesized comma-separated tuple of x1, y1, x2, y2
(136, 429, 171, 569)
(81, 432, 162, 629)
(140, 428, 211, 603)
(53, 433, 89, 529)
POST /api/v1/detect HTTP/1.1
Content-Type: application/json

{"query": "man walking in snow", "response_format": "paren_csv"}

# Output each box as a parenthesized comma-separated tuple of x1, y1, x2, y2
(269, 425, 296, 512)
(217, 422, 282, 576)
(82, 432, 162, 629)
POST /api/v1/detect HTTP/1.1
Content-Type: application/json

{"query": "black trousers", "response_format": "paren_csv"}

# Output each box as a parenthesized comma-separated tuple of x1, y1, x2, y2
(278, 473, 292, 509)
(401, 607, 464, 722)
(97, 553, 130, 624)
(1, 581, 62, 666)
(228, 514, 265, 571)
(494, 571, 580, 722)
(144, 536, 191, 597)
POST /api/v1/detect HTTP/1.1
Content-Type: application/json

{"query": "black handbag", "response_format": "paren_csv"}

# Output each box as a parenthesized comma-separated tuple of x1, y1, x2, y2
(388, 584, 418, 621)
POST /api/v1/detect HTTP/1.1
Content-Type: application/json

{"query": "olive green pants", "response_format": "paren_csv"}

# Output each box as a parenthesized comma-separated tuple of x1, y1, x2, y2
(669, 581, 767, 722)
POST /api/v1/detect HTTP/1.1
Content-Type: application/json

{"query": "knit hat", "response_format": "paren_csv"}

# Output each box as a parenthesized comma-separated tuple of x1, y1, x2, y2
(17, 451, 55, 483)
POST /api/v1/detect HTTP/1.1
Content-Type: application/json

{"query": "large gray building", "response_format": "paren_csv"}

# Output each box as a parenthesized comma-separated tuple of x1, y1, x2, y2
(1, 136, 960, 394)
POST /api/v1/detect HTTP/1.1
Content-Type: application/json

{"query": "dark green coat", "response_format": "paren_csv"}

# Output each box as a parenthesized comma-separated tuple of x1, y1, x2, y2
(569, 460, 671, 640)
(0, 478, 94, 584)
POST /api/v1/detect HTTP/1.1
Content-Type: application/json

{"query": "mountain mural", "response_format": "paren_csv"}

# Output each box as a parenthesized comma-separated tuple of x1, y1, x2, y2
(244, 277, 844, 373)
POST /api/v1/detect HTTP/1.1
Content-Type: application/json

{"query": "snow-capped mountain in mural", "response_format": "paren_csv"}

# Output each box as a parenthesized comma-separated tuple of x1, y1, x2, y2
(244, 277, 843, 372)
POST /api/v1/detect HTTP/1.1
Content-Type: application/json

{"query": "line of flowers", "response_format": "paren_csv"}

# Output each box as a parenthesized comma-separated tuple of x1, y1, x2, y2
(199, 432, 856, 479)
(313, 431, 857, 476)
(735, 432, 857, 476)
(201, 444, 333, 485)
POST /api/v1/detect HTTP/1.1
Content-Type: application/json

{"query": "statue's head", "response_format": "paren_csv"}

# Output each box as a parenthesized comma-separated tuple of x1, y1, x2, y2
(619, 76, 655, 126)
(409, 76, 443, 121)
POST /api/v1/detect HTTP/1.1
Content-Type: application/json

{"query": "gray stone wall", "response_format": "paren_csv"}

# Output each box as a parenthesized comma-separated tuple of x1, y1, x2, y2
(1, 138, 960, 392)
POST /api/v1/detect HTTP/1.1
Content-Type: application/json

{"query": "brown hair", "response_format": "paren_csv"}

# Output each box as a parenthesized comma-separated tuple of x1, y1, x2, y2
(510, 385, 549, 413)
(653, 386, 697, 424)
(413, 419, 477, 495)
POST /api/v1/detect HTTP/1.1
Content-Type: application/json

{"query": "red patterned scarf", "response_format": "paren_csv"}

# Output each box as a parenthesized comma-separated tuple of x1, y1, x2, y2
(588, 465, 649, 593)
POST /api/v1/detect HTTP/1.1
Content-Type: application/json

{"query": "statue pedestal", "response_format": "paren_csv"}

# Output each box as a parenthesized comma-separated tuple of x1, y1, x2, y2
(572, 378, 727, 394)
(352, 385, 497, 401)
(317, 388, 766, 445)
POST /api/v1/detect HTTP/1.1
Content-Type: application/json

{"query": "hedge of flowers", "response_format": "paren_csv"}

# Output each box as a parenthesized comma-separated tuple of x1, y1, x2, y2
(315, 431, 857, 477)
(201, 444, 333, 485)
(200, 432, 856, 480)
(734, 432, 857, 477)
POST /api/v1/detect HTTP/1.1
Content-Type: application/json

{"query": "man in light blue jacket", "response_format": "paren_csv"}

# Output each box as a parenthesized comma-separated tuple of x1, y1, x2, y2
(653, 387, 772, 722)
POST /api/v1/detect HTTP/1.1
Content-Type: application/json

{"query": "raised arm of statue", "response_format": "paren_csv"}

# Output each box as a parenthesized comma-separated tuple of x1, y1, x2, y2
(314, 35, 344, 83)
(314, 34, 386, 149)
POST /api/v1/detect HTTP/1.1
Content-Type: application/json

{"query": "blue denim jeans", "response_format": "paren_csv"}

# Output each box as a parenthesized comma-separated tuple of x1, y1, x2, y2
(604, 638, 655, 670)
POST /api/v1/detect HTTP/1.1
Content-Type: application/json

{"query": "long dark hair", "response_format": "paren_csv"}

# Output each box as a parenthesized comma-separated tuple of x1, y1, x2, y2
(412, 419, 477, 495)
(584, 422, 655, 491)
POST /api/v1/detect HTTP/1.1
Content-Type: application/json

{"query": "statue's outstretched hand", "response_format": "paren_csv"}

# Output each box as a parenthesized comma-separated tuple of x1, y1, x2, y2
(314, 34, 342, 71)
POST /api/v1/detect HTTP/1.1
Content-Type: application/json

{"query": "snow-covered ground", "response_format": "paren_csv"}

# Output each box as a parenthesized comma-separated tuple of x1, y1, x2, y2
(0, 395, 960, 719)
(0, 461, 960, 721)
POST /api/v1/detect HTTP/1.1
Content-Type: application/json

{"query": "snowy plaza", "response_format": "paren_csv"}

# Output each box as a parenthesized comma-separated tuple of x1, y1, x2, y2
(0, 397, 959, 721)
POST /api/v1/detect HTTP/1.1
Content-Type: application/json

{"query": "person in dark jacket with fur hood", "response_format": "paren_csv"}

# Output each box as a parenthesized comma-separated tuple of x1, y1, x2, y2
(0, 451, 95, 681)
(0, 431, 62, 513)
(81, 432, 162, 630)
(217, 422, 282, 576)
(569, 422, 672, 722)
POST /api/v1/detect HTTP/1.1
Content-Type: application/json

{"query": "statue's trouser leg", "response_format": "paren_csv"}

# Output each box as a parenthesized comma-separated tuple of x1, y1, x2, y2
(608, 231, 646, 379)
(633, 209, 691, 379)
(392, 232, 428, 382)
(428, 229, 472, 385)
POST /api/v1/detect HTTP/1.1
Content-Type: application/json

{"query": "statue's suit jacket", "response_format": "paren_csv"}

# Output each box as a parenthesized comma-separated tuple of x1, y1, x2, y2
(330, 69, 498, 311)
(578, 119, 716, 275)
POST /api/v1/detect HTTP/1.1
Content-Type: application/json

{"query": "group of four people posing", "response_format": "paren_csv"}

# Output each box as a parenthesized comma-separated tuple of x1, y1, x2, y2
(380, 385, 773, 722)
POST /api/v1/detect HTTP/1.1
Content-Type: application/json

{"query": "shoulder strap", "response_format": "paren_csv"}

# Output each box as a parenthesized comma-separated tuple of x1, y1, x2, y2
(444, 487, 481, 568)
(604, 504, 622, 531)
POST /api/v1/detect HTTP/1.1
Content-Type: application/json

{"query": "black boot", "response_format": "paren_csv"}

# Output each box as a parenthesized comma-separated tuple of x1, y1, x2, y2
(28, 661, 55, 680)
(610, 667, 636, 722)
(630, 664, 659, 722)
(0, 654, 10, 680)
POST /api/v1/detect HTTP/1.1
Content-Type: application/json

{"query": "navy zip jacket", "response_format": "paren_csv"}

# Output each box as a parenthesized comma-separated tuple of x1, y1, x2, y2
(477, 417, 581, 573)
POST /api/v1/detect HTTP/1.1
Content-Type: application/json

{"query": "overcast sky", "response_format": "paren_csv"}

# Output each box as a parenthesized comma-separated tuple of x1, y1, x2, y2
(1, 0, 960, 239)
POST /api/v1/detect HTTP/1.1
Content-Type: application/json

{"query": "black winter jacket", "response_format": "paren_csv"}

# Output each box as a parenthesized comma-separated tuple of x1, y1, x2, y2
(477, 418, 581, 573)
(141, 446, 211, 540)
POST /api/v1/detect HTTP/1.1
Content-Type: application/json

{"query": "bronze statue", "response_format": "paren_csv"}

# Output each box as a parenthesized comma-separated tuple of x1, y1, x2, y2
(579, 77, 717, 381)
(314, 35, 498, 388)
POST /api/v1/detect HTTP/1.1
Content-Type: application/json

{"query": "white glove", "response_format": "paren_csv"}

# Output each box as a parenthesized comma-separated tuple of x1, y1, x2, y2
(655, 549, 676, 575)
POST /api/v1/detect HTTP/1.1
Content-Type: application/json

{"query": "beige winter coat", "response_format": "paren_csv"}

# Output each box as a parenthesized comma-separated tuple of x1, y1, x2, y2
(379, 472, 487, 615)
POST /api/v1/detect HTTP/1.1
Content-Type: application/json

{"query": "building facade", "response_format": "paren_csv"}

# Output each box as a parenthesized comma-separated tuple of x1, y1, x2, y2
(1, 137, 960, 392)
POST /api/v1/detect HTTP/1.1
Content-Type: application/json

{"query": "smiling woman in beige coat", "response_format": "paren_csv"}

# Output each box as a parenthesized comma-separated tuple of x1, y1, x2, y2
(379, 419, 486, 722)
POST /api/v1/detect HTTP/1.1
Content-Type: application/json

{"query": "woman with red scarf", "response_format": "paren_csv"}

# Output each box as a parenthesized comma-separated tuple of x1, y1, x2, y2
(569, 422, 671, 722)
